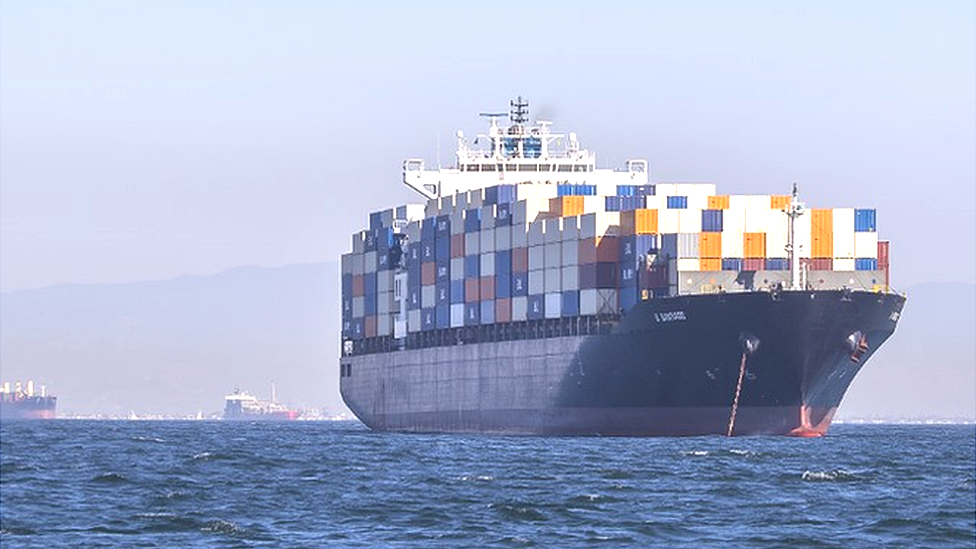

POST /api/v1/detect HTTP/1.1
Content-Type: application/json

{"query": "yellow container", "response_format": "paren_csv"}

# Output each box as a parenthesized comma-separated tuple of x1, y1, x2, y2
(811, 208, 833, 258)
(549, 196, 586, 217)
(743, 232, 766, 259)
(770, 195, 791, 209)
(699, 232, 722, 258)
(700, 258, 721, 271)
(620, 209, 658, 235)
(708, 195, 730, 210)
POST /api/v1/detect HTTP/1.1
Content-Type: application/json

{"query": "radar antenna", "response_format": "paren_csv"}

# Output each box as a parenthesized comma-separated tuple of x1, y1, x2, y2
(510, 96, 529, 127)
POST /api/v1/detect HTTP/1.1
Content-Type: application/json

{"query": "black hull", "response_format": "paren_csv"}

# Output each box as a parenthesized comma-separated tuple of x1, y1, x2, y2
(340, 290, 905, 436)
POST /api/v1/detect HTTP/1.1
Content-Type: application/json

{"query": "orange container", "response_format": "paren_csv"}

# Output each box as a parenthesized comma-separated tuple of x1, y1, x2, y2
(699, 233, 722, 258)
(621, 209, 658, 235)
(770, 195, 790, 209)
(700, 258, 721, 271)
(465, 278, 480, 303)
(578, 239, 597, 264)
(451, 234, 465, 258)
(707, 195, 730, 210)
(550, 196, 586, 217)
(365, 316, 377, 338)
(421, 263, 436, 285)
(743, 232, 766, 259)
(810, 208, 833, 258)
(511, 247, 529, 271)
(595, 236, 619, 263)
(495, 298, 512, 323)
(352, 274, 365, 297)
(479, 277, 495, 301)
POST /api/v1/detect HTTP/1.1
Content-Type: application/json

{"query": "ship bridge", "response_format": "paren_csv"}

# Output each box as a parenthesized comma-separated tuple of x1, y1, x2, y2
(404, 97, 647, 199)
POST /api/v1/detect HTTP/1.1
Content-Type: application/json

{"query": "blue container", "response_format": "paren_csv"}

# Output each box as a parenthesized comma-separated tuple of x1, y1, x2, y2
(464, 302, 480, 326)
(659, 233, 678, 259)
(341, 297, 352, 321)
(435, 236, 450, 261)
(526, 295, 545, 320)
(450, 280, 465, 304)
(435, 260, 450, 282)
(375, 227, 395, 252)
(369, 211, 383, 230)
(407, 242, 421, 265)
(722, 258, 743, 271)
(421, 241, 435, 263)
(620, 287, 638, 312)
(376, 252, 390, 271)
(702, 209, 723, 233)
(765, 258, 789, 271)
(855, 209, 877, 232)
(620, 235, 636, 264)
(495, 250, 512, 274)
(495, 202, 512, 226)
(436, 281, 450, 306)
(421, 308, 435, 331)
(667, 195, 688, 209)
(635, 184, 655, 197)
(496, 274, 511, 299)
(408, 257, 421, 280)
(408, 287, 421, 310)
(619, 265, 638, 288)
(464, 208, 481, 232)
(364, 292, 377, 315)
(511, 272, 528, 296)
(421, 218, 436, 241)
(436, 305, 450, 329)
(350, 318, 365, 340)
(561, 291, 579, 317)
(485, 184, 517, 205)
(604, 196, 622, 212)
(616, 185, 635, 197)
(480, 300, 495, 325)
(436, 214, 451, 235)
(363, 272, 376, 294)
(341, 319, 351, 339)
(464, 255, 480, 278)
(342, 273, 352, 296)
(363, 231, 377, 253)
(855, 258, 878, 271)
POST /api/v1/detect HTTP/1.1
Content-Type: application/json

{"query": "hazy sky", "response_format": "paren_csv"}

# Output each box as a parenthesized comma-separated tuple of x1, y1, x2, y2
(1, 1, 974, 292)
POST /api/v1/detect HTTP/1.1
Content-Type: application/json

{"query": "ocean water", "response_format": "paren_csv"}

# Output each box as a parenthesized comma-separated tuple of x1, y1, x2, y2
(1, 421, 973, 548)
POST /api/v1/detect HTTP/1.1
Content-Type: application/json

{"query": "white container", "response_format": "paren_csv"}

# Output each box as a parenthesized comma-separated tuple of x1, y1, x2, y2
(658, 209, 680, 234)
(854, 232, 878, 259)
(405, 220, 421, 242)
(580, 289, 618, 315)
(728, 195, 750, 210)
(723, 208, 746, 234)
(528, 270, 545, 295)
(721, 231, 744, 258)
(467, 188, 484, 209)
(677, 233, 699, 258)
(407, 309, 421, 333)
(644, 195, 666, 210)
(481, 228, 496, 253)
(450, 258, 464, 281)
(377, 313, 391, 336)
(352, 296, 365, 318)
(378, 291, 393, 315)
(528, 220, 546, 247)
(561, 265, 579, 291)
(561, 216, 581, 241)
(455, 192, 468, 211)
(352, 254, 365, 276)
(464, 232, 480, 256)
(511, 224, 528, 248)
(675, 183, 716, 197)
(833, 208, 855, 259)
(579, 212, 620, 239)
(439, 195, 454, 213)
(480, 252, 496, 277)
(425, 198, 439, 219)
(377, 271, 393, 293)
(678, 209, 702, 233)
(341, 253, 354, 275)
(561, 239, 579, 265)
(528, 245, 546, 270)
(544, 242, 561, 269)
(833, 258, 856, 271)
(514, 198, 551, 225)
(421, 285, 436, 308)
(544, 293, 562, 319)
(512, 296, 528, 321)
(794, 213, 812, 258)
(687, 195, 709, 211)
(677, 258, 700, 272)
(494, 225, 512, 250)
(655, 183, 678, 196)
(363, 251, 378, 274)
(747, 195, 771, 211)
(480, 205, 496, 230)
(544, 218, 563, 244)
(545, 267, 561, 293)
(744, 208, 769, 233)
(450, 303, 465, 328)
(766, 220, 790, 259)
(450, 210, 464, 235)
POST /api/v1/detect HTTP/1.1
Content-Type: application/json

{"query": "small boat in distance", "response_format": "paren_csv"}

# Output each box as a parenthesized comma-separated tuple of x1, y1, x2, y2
(223, 383, 301, 421)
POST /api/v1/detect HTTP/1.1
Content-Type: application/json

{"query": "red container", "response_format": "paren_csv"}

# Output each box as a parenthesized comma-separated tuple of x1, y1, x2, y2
(451, 234, 465, 258)
(578, 239, 597, 265)
(353, 274, 365, 297)
(877, 240, 890, 270)
(480, 277, 495, 301)
(511, 247, 529, 272)
(421, 263, 436, 285)
(365, 316, 377, 338)
(743, 258, 764, 271)
(595, 237, 619, 263)
(640, 265, 669, 289)
(465, 278, 480, 303)
(801, 258, 833, 271)
(495, 298, 512, 323)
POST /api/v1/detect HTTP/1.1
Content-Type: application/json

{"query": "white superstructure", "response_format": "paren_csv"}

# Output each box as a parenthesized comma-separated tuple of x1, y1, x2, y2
(403, 97, 648, 199)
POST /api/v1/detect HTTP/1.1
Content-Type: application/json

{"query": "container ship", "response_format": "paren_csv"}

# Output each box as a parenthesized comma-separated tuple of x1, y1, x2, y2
(0, 381, 57, 420)
(223, 385, 301, 421)
(339, 98, 905, 436)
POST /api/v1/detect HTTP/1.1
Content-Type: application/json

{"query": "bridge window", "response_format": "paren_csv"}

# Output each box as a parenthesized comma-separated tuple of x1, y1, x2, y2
(558, 165, 573, 172)
(574, 165, 587, 172)
(482, 164, 496, 172)
(538, 164, 550, 172)
(466, 164, 480, 172)
(519, 164, 538, 172)
(505, 164, 517, 172)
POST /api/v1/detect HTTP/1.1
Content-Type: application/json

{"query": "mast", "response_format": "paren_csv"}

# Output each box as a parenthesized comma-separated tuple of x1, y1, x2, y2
(785, 183, 805, 290)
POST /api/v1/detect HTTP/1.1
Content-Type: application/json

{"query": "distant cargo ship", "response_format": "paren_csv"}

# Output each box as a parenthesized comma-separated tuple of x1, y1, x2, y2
(223, 385, 301, 421)
(339, 98, 905, 436)
(0, 380, 57, 420)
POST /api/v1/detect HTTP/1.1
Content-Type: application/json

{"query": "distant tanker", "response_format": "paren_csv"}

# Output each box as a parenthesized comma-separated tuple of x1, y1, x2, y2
(0, 380, 57, 420)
